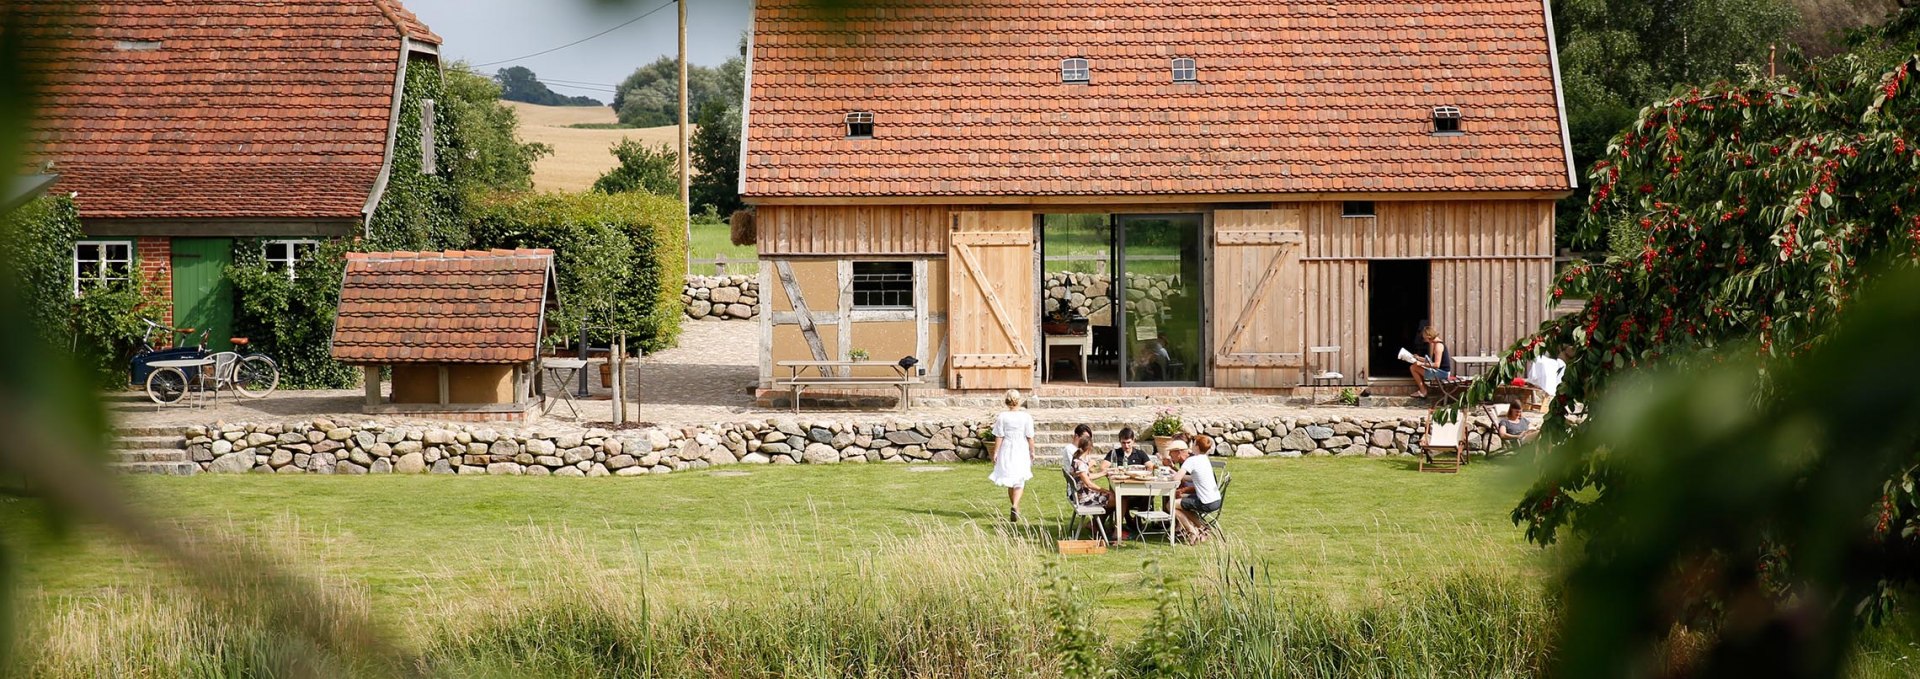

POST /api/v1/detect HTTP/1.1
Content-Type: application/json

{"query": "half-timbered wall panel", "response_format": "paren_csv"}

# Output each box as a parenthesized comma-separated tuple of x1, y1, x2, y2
(757, 205, 950, 255)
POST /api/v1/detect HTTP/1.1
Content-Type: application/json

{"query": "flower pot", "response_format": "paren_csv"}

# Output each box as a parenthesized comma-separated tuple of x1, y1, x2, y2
(1153, 435, 1174, 453)
(1042, 321, 1071, 336)
(600, 361, 613, 388)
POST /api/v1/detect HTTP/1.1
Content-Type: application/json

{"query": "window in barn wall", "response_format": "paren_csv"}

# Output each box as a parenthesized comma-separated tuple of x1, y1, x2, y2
(1061, 57, 1089, 83)
(421, 99, 438, 173)
(73, 240, 133, 295)
(1171, 57, 1196, 82)
(846, 111, 874, 138)
(1342, 201, 1376, 218)
(263, 240, 319, 281)
(851, 261, 914, 309)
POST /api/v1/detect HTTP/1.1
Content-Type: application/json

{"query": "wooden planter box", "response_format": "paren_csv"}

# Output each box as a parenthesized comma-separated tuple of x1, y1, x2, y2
(1056, 540, 1107, 555)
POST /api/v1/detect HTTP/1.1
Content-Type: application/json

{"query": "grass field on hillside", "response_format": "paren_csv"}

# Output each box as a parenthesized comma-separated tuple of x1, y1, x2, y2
(509, 102, 687, 192)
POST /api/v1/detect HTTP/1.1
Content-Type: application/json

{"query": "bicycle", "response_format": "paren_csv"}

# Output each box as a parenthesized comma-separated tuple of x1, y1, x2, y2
(137, 319, 280, 405)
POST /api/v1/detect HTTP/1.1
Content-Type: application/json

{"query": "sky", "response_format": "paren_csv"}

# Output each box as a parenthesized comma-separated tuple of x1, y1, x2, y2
(404, 0, 752, 102)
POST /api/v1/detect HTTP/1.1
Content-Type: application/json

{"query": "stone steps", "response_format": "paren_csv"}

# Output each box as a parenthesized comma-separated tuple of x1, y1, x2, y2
(110, 435, 184, 451)
(117, 449, 192, 463)
(109, 461, 197, 475)
(108, 428, 196, 475)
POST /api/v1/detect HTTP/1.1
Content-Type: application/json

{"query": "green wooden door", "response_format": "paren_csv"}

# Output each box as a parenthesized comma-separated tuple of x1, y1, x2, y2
(170, 238, 234, 352)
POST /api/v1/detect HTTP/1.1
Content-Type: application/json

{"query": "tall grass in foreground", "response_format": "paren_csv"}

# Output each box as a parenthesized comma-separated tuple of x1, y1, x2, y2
(7, 518, 1913, 678)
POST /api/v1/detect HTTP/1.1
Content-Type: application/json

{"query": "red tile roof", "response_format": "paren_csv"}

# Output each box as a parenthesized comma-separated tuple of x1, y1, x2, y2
(743, 0, 1575, 198)
(332, 250, 555, 365)
(19, 0, 438, 220)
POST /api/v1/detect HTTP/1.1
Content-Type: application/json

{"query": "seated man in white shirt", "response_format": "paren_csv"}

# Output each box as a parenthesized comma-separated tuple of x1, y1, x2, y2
(1166, 440, 1222, 544)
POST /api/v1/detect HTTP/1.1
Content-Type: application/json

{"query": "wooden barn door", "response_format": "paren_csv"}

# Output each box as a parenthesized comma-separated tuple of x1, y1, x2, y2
(947, 211, 1035, 390)
(1211, 209, 1305, 388)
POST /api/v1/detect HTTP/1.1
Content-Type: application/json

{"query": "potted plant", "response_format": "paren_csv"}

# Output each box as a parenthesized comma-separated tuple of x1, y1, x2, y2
(1147, 407, 1182, 452)
(848, 348, 870, 362)
(1042, 307, 1072, 336)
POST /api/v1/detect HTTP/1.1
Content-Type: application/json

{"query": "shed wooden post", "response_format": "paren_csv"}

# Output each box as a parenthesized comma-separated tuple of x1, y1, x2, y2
(437, 365, 450, 405)
(363, 366, 381, 406)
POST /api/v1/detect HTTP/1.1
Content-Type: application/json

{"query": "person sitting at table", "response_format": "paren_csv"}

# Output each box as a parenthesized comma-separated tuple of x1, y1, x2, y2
(1064, 423, 1093, 467)
(1167, 438, 1222, 544)
(1068, 434, 1115, 521)
(1496, 399, 1536, 446)
(1107, 427, 1151, 467)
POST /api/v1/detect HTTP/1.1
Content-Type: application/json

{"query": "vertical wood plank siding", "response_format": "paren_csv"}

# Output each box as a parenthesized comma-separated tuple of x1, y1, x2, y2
(757, 205, 950, 255)
(1296, 200, 1554, 382)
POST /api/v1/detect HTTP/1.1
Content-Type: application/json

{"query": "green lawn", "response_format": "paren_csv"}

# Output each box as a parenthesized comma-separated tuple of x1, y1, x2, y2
(1, 458, 1545, 627)
(689, 219, 757, 275)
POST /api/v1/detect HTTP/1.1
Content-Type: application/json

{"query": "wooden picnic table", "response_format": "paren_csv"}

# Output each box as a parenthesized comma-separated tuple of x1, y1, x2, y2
(774, 360, 923, 413)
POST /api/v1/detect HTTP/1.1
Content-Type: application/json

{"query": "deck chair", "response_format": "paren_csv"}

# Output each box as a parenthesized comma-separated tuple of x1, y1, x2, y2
(1062, 465, 1110, 545)
(1419, 414, 1466, 473)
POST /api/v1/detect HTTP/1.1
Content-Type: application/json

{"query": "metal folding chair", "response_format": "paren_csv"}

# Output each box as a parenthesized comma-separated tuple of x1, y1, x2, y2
(1062, 465, 1110, 545)
(1196, 474, 1230, 538)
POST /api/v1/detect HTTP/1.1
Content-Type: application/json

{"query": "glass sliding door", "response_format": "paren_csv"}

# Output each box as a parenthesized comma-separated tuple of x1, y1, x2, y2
(1117, 214, 1205, 385)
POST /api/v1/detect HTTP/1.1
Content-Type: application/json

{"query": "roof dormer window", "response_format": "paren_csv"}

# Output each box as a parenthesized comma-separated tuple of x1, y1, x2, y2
(1171, 57, 1196, 82)
(1061, 57, 1089, 83)
(1431, 106, 1463, 135)
(845, 111, 874, 139)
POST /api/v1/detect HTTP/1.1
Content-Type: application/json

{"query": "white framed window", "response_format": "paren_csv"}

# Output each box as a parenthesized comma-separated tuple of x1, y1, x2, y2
(1171, 57, 1197, 82)
(1061, 57, 1089, 83)
(73, 240, 133, 295)
(845, 111, 874, 138)
(851, 261, 914, 309)
(264, 239, 319, 280)
(1432, 106, 1463, 135)
(420, 99, 438, 174)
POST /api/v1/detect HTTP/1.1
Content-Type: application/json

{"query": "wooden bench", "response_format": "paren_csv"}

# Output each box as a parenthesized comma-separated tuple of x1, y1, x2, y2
(774, 360, 923, 413)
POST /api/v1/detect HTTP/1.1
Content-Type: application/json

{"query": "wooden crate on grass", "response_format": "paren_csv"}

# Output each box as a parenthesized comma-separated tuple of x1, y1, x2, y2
(1056, 540, 1107, 555)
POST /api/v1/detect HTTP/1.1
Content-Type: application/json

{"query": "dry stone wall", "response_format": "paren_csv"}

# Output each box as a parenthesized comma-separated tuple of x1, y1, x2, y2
(173, 413, 1516, 475)
(1043, 272, 1180, 326)
(683, 275, 758, 320)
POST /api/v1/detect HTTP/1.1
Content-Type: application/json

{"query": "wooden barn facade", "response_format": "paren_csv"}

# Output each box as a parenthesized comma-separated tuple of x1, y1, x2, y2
(741, 0, 1576, 397)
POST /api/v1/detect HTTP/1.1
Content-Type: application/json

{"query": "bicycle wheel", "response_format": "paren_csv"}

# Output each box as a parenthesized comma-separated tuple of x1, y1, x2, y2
(233, 355, 280, 398)
(146, 367, 188, 405)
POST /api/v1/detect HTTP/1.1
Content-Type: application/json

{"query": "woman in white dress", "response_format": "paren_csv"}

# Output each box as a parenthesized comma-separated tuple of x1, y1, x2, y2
(988, 389, 1036, 521)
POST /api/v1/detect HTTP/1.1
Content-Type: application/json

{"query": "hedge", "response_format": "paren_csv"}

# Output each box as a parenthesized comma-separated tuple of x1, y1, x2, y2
(468, 191, 686, 352)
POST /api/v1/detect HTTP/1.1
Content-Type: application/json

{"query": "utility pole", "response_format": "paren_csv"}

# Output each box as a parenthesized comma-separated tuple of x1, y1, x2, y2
(678, 0, 691, 269)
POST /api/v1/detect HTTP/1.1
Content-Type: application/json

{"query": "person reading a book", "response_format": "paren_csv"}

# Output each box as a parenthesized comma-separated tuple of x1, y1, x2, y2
(1408, 326, 1454, 399)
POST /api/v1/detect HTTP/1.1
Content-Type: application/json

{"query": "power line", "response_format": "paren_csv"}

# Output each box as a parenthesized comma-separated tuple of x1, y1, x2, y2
(470, 0, 675, 68)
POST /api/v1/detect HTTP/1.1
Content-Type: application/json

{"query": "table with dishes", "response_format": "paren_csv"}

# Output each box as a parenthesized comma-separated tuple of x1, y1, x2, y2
(1100, 464, 1180, 542)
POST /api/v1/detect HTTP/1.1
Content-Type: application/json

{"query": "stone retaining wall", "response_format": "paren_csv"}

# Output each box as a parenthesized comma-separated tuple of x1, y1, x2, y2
(1044, 272, 1180, 326)
(175, 413, 1516, 475)
(683, 275, 758, 320)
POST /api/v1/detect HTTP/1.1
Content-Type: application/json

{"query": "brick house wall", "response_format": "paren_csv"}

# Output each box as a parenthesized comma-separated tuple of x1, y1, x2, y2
(136, 236, 172, 326)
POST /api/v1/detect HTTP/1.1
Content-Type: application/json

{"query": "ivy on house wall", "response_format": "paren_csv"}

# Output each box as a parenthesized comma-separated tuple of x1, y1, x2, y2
(1, 195, 81, 349)
(2, 196, 161, 386)
(368, 54, 465, 252)
(227, 239, 360, 389)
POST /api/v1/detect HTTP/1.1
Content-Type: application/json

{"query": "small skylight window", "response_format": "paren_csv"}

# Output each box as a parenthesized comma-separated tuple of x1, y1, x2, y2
(1431, 106, 1464, 135)
(1171, 57, 1197, 82)
(845, 111, 874, 139)
(1342, 201, 1376, 218)
(1061, 57, 1089, 83)
(114, 40, 162, 52)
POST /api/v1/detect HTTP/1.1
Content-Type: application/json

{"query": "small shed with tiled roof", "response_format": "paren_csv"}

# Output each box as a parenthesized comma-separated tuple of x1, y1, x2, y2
(332, 250, 558, 422)
(743, 0, 1578, 401)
